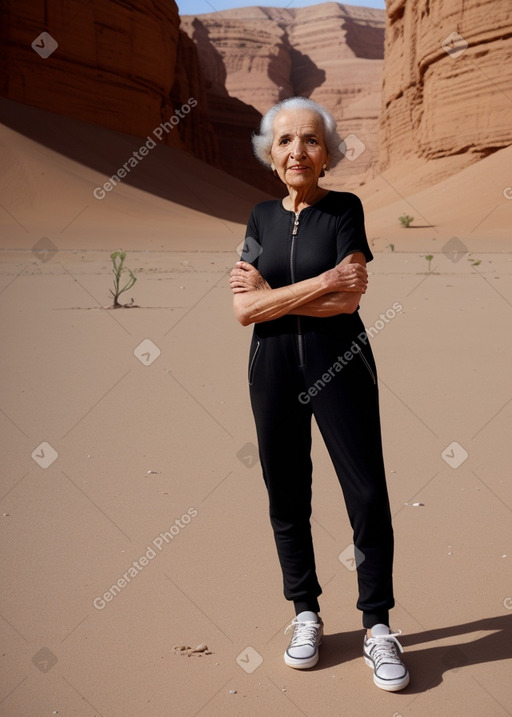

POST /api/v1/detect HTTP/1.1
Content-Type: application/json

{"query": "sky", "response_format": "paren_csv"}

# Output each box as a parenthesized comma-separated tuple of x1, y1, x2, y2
(177, 0, 385, 16)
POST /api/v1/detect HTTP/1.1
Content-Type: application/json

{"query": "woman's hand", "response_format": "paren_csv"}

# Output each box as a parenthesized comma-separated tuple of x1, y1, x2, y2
(322, 262, 368, 294)
(231, 253, 367, 325)
(230, 261, 271, 294)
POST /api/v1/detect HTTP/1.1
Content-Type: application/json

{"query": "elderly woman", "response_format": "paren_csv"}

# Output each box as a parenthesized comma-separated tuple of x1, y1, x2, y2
(230, 97, 409, 692)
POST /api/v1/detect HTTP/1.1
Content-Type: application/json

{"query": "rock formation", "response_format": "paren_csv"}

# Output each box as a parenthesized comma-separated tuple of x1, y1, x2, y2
(2, 0, 509, 198)
(0, 0, 219, 165)
(181, 4, 386, 189)
(379, 0, 512, 170)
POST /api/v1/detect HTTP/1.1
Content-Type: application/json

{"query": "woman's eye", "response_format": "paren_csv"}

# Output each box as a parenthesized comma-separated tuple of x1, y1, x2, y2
(307, 138, 317, 144)
(279, 138, 290, 145)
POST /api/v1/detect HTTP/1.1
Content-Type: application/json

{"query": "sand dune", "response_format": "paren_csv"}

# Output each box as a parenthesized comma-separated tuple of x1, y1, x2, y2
(0, 98, 272, 253)
(1, 97, 509, 258)
(359, 147, 512, 252)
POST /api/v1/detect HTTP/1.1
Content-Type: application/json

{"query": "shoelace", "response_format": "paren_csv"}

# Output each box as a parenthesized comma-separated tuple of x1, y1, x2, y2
(284, 619, 320, 648)
(367, 630, 404, 667)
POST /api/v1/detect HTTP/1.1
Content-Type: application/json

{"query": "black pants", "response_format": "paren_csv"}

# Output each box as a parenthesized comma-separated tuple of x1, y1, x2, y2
(248, 315, 394, 629)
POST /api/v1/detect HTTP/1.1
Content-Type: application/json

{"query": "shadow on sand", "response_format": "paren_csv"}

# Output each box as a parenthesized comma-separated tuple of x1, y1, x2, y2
(315, 614, 512, 694)
(0, 97, 272, 227)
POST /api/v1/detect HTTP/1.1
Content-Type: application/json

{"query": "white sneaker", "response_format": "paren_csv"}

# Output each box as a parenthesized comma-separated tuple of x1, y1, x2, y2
(284, 612, 323, 669)
(363, 624, 410, 691)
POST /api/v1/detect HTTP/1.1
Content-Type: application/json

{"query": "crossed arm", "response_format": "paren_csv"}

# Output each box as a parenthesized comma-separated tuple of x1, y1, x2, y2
(230, 251, 368, 326)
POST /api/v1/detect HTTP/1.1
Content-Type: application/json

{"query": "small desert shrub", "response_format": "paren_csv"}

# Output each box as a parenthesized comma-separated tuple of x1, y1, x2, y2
(399, 214, 414, 228)
(110, 251, 137, 308)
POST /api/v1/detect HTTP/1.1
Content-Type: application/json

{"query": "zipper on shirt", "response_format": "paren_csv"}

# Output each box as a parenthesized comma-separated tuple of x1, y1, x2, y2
(290, 211, 305, 366)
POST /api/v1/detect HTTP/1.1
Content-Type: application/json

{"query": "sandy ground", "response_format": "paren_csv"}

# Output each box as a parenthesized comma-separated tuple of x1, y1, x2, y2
(1, 100, 512, 716)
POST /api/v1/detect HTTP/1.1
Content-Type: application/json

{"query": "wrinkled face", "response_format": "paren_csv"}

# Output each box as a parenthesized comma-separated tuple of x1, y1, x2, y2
(270, 108, 329, 188)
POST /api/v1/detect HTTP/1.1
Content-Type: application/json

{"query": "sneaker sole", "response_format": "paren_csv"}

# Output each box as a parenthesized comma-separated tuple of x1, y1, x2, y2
(364, 655, 410, 692)
(284, 649, 320, 669)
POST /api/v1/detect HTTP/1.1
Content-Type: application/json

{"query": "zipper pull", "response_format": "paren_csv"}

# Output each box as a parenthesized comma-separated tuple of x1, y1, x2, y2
(292, 212, 300, 235)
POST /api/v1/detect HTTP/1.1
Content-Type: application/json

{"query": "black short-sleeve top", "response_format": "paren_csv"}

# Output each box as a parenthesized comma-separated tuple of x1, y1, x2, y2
(243, 191, 372, 284)
(241, 191, 372, 336)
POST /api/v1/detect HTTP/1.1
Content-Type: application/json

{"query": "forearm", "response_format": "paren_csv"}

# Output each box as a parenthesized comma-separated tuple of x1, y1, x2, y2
(231, 254, 367, 326)
(288, 291, 362, 317)
(233, 274, 329, 326)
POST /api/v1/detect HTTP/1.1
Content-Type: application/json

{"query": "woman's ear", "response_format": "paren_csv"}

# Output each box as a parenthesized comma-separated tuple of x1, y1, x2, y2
(319, 154, 330, 178)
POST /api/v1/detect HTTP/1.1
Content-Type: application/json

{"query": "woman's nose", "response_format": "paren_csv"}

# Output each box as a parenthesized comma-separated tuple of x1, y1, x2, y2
(290, 138, 306, 157)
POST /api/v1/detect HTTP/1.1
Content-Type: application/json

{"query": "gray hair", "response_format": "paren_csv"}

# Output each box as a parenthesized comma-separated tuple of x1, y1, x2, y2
(251, 97, 343, 170)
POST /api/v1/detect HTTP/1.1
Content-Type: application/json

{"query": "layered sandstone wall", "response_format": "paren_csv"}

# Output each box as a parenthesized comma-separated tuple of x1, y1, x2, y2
(0, 0, 219, 165)
(380, 0, 512, 169)
(181, 4, 386, 188)
(3, 1, 508, 197)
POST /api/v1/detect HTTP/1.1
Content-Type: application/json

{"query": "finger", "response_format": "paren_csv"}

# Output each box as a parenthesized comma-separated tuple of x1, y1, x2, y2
(230, 277, 247, 286)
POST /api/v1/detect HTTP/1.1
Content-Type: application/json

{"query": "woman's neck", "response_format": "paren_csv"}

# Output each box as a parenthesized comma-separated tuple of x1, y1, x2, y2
(283, 185, 329, 213)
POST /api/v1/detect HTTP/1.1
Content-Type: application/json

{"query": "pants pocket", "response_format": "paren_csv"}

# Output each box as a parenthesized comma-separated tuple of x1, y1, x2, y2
(358, 351, 377, 384)
(248, 340, 261, 386)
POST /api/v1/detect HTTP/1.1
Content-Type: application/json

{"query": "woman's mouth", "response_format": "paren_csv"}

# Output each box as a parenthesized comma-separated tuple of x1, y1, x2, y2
(288, 165, 309, 172)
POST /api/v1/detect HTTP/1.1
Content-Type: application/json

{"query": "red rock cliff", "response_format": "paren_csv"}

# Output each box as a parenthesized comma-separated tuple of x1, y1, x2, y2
(380, 0, 512, 170)
(181, 3, 386, 189)
(0, 0, 218, 165)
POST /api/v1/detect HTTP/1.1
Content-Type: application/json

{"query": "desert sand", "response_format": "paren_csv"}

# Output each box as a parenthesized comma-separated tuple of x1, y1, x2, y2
(1, 95, 511, 716)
